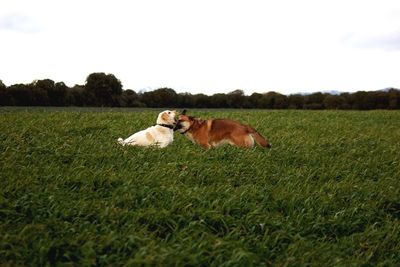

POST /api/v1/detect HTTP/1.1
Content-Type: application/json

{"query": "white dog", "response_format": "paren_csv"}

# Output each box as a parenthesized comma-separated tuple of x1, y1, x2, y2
(117, 110, 177, 148)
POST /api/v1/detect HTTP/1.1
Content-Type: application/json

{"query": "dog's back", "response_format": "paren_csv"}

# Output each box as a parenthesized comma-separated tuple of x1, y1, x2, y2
(209, 119, 270, 148)
(183, 118, 269, 148)
(118, 110, 177, 148)
(118, 125, 173, 148)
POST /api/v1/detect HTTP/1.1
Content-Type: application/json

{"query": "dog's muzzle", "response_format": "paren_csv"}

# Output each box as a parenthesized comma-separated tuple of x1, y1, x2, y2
(174, 122, 182, 131)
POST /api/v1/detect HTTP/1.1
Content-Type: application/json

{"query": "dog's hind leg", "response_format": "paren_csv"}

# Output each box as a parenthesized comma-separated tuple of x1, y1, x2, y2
(230, 134, 255, 148)
(118, 136, 138, 146)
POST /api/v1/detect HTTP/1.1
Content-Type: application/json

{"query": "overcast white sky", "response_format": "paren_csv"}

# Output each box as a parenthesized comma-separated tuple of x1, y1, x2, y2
(1, 0, 400, 95)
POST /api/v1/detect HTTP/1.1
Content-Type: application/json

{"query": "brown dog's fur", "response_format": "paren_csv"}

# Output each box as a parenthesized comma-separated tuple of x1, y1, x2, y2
(175, 114, 271, 149)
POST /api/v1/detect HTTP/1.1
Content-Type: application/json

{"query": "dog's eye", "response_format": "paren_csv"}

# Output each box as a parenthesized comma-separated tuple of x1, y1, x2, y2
(168, 112, 171, 114)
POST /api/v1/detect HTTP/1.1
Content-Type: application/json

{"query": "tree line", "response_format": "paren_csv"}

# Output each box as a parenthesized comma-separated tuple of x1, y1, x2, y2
(1, 73, 399, 109)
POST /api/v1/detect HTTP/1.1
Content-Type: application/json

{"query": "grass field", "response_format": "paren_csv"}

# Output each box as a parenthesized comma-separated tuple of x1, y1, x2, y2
(1, 108, 399, 266)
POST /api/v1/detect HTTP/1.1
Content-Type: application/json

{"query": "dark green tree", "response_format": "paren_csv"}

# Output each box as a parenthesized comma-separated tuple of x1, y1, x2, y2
(288, 94, 304, 109)
(51, 82, 68, 106)
(119, 89, 142, 107)
(304, 92, 325, 109)
(193, 94, 210, 108)
(351, 91, 373, 110)
(323, 94, 345, 109)
(227, 89, 246, 108)
(339, 93, 352, 109)
(373, 91, 390, 109)
(0, 80, 11, 105)
(248, 93, 264, 109)
(177, 92, 196, 108)
(388, 89, 400, 109)
(85, 73, 123, 106)
(263, 92, 288, 109)
(33, 79, 67, 106)
(210, 93, 229, 108)
(67, 85, 91, 106)
(140, 88, 178, 107)
(8, 84, 35, 106)
(32, 79, 54, 106)
(0, 80, 5, 90)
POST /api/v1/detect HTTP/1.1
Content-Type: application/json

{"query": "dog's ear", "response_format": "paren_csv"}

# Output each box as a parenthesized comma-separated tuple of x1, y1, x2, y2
(181, 109, 187, 115)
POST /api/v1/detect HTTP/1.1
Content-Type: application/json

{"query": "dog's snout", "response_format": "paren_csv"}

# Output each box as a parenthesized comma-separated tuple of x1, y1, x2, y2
(174, 122, 182, 131)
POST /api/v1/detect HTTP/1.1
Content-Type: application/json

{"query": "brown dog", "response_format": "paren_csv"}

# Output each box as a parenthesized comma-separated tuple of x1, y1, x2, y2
(174, 111, 271, 149)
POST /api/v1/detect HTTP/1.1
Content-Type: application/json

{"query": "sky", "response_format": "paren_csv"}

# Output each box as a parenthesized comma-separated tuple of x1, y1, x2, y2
(1, 0, 400, 95)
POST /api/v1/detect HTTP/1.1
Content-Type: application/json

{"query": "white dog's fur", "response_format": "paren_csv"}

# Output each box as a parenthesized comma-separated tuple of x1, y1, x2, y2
(117, 110, 177, 148)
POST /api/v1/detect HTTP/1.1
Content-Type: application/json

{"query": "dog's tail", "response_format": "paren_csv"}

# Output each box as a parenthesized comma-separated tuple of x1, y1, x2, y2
(117, 138, 125, 146)
(247, 127, 271, 148)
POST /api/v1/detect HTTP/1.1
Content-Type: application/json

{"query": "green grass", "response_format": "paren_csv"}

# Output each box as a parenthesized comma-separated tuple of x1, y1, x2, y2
(1, 108, 399, 266)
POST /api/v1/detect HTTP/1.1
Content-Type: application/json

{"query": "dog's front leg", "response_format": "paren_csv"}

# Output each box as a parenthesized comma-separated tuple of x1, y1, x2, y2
(198, 141, 211, 149)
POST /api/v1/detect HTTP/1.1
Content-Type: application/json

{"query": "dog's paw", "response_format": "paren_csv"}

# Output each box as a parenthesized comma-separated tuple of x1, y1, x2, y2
(117, 138, 125, 145)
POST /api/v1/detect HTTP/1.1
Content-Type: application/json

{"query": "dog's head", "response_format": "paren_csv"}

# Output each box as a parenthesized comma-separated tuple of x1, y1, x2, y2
(157, 110, 177, 126)
(174, 109, 195, 133)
